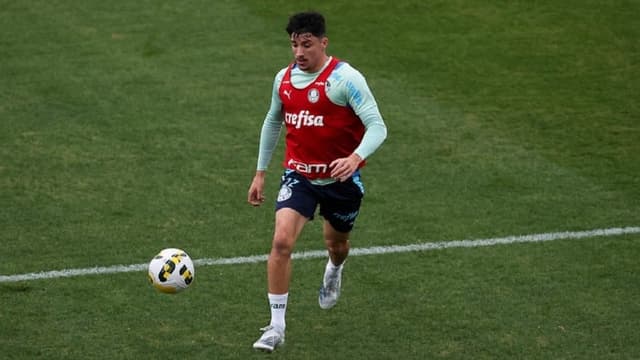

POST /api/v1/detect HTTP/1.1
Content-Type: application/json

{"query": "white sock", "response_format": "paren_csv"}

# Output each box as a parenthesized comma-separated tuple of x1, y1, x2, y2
(324, 259, 344, 284)
(268, 293, 288, 331)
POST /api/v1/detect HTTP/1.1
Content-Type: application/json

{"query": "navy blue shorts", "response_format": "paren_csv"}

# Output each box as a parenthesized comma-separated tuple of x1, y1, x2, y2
(275, 170, 365, 233)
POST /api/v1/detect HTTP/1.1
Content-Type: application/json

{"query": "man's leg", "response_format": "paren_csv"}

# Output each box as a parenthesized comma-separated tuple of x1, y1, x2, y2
(323, 220, 350, 267)
(319, 221, 350, 309)
(268, 208, 307, 294)
(254, 208, 307, 352)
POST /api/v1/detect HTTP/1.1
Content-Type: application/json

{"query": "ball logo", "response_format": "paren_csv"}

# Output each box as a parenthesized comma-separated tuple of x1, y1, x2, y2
(180, 264, 194, 285)
(307, 88, 320, 103)
(158, 252, 187, 282)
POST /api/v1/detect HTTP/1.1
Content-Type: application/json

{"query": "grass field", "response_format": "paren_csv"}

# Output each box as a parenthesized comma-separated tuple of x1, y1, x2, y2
(1, 0, 639, 359)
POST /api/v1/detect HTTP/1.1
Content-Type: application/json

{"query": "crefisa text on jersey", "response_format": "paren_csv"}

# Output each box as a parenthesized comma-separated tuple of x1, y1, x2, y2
(284, 110, 325, 129)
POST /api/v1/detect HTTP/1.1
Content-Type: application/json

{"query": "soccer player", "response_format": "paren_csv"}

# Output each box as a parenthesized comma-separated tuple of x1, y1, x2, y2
(247, 11, 387, 352)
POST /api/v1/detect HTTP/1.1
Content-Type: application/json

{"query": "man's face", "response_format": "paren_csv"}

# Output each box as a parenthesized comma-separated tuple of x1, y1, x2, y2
(290, 32, 328, 73)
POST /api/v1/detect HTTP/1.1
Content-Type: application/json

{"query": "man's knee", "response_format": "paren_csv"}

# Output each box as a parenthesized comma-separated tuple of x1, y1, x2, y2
(271, 232, 295, 258)
(325, 236, 349, 252)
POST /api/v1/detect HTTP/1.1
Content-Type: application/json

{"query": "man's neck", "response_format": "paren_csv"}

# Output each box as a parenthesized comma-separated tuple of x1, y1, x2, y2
(304, 56, 332, 74)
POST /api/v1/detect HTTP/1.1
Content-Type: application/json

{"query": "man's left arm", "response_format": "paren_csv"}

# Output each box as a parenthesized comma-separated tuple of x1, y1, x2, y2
(329, 68, 387, 181)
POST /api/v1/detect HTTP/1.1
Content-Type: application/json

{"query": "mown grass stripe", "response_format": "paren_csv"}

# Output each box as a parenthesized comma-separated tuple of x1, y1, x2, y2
(2, 226, 638, 283)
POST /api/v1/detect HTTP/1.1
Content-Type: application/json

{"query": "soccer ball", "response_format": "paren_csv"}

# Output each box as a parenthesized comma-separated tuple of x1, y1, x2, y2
(147, 248, 195, 294)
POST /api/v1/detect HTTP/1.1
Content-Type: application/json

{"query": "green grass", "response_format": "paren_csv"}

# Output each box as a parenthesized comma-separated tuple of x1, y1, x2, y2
(1, 0, 639, 359)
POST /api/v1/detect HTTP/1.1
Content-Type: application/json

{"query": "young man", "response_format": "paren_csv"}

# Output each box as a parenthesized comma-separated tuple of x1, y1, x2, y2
(247, 11, 387, 352)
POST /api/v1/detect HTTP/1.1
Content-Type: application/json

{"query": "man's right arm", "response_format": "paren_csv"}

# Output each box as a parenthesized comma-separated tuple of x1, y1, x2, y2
(249, 70, 286, 206)
(256, 70, 287, 171)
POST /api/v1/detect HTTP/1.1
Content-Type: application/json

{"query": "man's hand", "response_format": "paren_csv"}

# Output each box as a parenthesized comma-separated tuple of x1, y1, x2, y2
(248, 171, 266, 206)
(329, 153, 363, 182)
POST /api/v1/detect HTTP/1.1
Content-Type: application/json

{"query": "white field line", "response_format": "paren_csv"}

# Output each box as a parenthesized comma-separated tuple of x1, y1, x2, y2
(1, 226, 639, 283)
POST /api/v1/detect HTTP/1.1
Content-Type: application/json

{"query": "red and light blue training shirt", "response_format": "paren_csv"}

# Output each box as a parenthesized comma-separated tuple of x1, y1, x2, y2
(257, 56, 387, 184)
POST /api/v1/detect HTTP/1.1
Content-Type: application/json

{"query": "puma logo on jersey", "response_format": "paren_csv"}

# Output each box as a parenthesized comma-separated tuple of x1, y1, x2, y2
(283, 89, 291, 99)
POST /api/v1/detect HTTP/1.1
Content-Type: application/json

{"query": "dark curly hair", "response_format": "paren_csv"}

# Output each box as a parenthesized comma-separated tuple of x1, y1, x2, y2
(286, 11, 326, 37)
